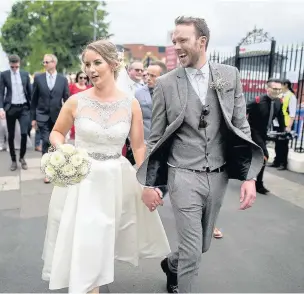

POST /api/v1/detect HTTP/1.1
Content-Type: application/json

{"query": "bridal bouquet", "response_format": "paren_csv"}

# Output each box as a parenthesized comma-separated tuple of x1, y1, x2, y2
(40, 144, 92, 187)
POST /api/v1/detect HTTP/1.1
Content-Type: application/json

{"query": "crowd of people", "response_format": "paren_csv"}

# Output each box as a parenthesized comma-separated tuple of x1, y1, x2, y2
(0, 55, 91, 176)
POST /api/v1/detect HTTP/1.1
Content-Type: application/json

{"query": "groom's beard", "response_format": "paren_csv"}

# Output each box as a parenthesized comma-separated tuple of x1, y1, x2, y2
(177, 47, 201, 68)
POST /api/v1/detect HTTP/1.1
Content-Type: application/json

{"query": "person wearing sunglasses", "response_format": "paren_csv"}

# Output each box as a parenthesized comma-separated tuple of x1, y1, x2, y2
(137, 16, 263, 293)
(68, 71, 91, 140)
(247, 78, 286, 194)
(31, 54, 70, 183)
(0, 54, 32, 171)
(128, 61, 144, 89)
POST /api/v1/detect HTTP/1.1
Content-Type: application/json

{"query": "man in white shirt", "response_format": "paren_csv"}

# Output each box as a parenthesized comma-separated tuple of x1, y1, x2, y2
(128, 61, 144, 89)
(0, 55, 32, 171)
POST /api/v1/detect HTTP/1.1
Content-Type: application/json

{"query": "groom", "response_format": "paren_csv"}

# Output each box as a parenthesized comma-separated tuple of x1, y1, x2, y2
(137, 16, 263, 293)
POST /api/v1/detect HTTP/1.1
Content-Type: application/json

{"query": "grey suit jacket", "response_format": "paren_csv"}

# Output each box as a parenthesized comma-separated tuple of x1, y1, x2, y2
(135, 85, 152, 141)
(136, 62, 264, 187)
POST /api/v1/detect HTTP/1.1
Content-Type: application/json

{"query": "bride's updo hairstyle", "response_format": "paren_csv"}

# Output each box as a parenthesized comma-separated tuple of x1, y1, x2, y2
(82, 39, 121, 80)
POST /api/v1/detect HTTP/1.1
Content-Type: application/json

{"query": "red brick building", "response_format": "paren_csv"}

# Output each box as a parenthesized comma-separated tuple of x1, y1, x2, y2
(120, 44, 167, 66)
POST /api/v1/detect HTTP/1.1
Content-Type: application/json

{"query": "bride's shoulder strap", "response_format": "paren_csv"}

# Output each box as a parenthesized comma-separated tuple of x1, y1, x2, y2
(72, 90, 90, 113)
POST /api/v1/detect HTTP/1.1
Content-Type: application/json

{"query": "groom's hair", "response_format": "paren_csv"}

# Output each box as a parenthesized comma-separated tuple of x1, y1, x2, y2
(175, 16, 210, 49)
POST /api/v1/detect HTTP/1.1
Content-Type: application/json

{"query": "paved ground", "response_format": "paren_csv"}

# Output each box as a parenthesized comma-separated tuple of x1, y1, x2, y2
(0, 148, 304, 293)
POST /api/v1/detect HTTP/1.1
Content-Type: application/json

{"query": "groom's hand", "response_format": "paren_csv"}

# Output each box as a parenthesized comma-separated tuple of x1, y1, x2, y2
(240, 179, 256, 210)
(142, 187, 164, 212)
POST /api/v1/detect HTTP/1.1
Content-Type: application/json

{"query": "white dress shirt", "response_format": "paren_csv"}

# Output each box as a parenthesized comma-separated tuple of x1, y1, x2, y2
(133, 81, 144, 89)
(46, 71, 57, 90)
(185, 61, 210, 105)
(10, 69, 26, 104)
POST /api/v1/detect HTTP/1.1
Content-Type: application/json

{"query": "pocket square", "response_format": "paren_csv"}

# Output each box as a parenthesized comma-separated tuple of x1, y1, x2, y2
(224, 88, 234, 93)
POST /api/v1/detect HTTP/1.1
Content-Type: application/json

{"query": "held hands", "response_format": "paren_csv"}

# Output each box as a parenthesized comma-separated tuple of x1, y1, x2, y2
(31, 120, 37, 130)
(142, 187, 164, 212)
(240, 179, 256, 210)
(0, 109, 5, 120)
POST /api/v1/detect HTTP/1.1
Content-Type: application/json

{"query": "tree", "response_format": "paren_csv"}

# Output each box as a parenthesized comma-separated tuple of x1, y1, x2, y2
(0, 1, 35, 67)
(0, 1, 112, 73)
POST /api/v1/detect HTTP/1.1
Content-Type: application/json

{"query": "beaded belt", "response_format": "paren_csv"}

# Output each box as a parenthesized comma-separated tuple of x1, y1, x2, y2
(88, 152, 121, 161)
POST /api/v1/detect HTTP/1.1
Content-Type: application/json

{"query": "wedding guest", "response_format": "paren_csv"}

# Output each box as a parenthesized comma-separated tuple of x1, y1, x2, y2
(0, 54, 32, 171)
(68, 71, 91, 140)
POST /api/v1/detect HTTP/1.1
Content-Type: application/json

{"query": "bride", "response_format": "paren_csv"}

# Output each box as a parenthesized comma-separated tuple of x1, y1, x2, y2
(41, 40, 170, 293)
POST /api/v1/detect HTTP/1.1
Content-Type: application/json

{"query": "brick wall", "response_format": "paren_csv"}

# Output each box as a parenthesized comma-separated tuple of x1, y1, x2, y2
(122, 44, 166, 64)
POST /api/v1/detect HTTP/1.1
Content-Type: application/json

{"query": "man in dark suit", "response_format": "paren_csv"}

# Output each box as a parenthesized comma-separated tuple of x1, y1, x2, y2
(0, 54, 32, 171)
(247, 78, 286, 194)
(31, 54, 69, 183)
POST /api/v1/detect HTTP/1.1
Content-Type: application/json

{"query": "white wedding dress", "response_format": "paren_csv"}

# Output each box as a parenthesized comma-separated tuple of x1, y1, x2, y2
(41, 92, 170, 293)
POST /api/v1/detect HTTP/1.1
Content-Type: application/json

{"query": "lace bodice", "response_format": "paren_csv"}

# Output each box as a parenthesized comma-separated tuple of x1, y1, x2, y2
(74, 94, 132, 158)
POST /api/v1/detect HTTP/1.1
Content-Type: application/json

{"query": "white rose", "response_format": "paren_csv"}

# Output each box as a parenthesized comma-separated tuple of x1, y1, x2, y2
(70, 154, 83, 167)
(62, 164, 76, 177)
(59, 144, 76, 155)
(79, 164, 89, 176)
(45, 166, 56, 178)
(41, 153, 51, 167)
(50, 151, 66, 167)
(76, 147, 89, 159)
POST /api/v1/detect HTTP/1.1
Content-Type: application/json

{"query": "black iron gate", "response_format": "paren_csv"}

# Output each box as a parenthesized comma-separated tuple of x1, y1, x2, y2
(208, 29, 304, 152)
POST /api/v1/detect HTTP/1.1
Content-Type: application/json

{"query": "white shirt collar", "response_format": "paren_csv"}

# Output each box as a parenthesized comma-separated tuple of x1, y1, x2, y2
(10, 69, 20, 75)
(185, 61, 209, 79)
(46, 71, 57, 78)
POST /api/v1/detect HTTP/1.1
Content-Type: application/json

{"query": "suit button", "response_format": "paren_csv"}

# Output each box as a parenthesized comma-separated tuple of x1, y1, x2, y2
(207, 138, 210, 142)
(206, 153, 209, 156)
(202, 166, 206, 170)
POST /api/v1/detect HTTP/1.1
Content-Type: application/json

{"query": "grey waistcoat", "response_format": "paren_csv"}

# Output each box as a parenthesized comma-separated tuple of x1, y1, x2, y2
(168, 75, 228, 171)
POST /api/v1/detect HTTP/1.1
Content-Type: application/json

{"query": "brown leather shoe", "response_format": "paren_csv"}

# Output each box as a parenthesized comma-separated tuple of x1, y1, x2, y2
(19, 158, 28, 170)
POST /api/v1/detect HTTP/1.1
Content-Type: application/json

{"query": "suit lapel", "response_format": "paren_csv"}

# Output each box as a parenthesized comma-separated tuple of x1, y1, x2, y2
(150, 68, 188, 151)
(209, 63, 223, 102)
(209, 62, 234, 131)
(42, 73, 51, 93)
(176, 67, 188, 109)
(6, 71, 12, 89)
(52, 74, 60, 92)
(20, 72, 27, 94)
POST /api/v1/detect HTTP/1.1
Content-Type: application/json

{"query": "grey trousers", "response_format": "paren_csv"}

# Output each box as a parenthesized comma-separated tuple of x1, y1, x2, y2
(167, 167, 229, 293)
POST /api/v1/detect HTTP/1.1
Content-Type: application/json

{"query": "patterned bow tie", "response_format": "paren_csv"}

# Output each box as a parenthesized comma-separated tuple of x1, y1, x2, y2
(194, 70, 205, 81)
